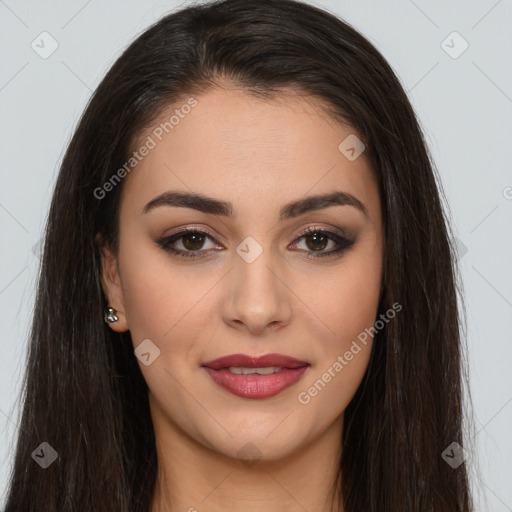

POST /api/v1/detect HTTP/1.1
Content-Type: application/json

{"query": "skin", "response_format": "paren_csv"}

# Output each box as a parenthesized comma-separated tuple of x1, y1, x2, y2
(100, 84, 383, 512)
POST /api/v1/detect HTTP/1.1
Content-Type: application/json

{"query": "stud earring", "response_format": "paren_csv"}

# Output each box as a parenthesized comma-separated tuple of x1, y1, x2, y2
(104, 306, 119, 324)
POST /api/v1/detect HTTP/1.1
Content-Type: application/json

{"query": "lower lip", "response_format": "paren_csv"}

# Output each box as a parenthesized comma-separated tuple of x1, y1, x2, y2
(203, 366, 309, 399)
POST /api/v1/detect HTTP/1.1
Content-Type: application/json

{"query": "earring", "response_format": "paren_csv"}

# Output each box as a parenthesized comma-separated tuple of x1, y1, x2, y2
(104, 306, 119, 324)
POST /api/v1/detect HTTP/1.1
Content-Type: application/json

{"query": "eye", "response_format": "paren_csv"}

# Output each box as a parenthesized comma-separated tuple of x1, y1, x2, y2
(156, 228, 221, 259)
(156, 226, 355, 260)
(290, 226, 355, 259)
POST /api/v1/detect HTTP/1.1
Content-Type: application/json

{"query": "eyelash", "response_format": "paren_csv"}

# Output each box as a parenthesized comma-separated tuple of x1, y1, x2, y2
(156, 226, 355, 260)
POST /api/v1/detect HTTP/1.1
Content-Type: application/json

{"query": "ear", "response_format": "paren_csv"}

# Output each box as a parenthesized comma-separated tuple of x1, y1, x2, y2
(97, 236, 129, 333)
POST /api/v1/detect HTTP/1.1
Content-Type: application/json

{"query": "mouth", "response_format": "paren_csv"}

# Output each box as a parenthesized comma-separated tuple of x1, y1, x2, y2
(202, 353, 310, 399)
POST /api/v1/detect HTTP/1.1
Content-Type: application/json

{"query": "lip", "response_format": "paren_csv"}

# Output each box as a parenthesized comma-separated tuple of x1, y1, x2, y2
(202, 353, 310, 399)
(202, 353, 309, 370)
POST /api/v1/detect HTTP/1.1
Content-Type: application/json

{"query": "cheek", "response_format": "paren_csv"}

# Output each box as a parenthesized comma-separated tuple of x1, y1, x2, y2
(301, 239, 382, 349)
(295, 277, 378, 427)
(118, 246, 215, 397)
(118, 225, 217, 333)
(333, 264, 381, 340)
(295, 243, 381, 414)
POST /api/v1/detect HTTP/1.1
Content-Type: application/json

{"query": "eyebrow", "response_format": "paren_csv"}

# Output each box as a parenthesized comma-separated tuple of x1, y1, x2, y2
(142, 189, 369, 220)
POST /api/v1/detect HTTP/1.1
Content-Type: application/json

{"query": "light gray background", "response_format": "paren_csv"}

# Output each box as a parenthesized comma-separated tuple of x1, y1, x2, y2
(1, 0, 511, 509)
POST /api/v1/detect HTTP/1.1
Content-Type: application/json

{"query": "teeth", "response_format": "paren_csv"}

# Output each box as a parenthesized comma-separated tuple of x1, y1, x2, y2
(228, 366, 282, 375)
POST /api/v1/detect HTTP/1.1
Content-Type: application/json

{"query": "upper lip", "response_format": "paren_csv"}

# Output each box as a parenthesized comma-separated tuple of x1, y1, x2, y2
(202, 353, 309, 370)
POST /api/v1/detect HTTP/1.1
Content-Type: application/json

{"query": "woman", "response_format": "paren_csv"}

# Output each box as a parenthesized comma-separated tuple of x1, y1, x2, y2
(4, 0, 474, 510)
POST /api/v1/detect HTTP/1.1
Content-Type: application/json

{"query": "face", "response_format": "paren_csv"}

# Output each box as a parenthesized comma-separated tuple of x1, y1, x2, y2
(100, 86, 383, 462)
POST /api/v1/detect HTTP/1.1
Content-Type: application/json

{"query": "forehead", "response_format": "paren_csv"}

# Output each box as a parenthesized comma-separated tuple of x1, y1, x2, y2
(120, 87, 379, 222)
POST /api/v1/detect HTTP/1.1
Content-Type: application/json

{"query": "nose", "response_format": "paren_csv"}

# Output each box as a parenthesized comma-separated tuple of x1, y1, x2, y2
(222, 246, 292, 336)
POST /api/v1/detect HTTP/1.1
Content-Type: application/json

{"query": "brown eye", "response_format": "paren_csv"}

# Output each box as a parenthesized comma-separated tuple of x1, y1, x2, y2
(181, 232, 207, 250)
(292, 228, 355, 259)
(157, 227, 355, 261)
(157, 229, 220, 259)
(304, 232, 329, 252)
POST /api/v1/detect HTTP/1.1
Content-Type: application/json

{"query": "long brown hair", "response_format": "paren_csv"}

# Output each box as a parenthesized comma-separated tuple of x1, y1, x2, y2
(4, 0, 474, 510)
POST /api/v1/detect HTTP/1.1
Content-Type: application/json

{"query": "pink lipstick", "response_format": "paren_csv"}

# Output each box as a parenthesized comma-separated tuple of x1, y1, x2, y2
(202, 353, 310, 399)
